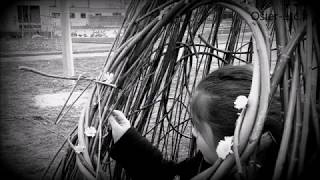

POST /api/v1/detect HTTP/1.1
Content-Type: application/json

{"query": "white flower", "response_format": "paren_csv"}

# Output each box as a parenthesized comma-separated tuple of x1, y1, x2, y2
(74, 145, 86, 154)
(216, 136, 234, 159)
(103, 72, 114, 84)
(85, 126, 97, 137)
(234, 95, 248, 110)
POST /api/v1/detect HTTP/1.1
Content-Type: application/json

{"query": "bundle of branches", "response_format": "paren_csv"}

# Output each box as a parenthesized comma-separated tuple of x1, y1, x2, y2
(40, 0, 319, 180)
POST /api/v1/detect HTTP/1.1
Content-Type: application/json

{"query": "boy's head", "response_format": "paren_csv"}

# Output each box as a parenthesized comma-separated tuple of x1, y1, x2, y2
(190, 65, 253, 163)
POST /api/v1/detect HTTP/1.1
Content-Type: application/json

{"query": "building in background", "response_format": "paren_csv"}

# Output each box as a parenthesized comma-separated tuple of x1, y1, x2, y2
(0, 0, 130, 38)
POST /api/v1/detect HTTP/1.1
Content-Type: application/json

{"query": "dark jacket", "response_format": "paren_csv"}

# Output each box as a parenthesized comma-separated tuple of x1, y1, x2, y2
(110, 128, 210, 180)
(110, 128, 278, 180)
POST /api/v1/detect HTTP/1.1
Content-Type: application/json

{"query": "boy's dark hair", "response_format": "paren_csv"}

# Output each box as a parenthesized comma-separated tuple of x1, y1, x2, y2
(191, 65, 282, 142)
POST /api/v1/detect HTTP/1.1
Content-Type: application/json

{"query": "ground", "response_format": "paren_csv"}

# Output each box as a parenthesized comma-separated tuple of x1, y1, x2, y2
(0, 37, 107, 180)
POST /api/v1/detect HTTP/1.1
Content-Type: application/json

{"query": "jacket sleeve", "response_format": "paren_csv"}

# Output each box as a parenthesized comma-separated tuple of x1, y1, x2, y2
(110, 128, 178, 180)
(110, 128, 204, 180)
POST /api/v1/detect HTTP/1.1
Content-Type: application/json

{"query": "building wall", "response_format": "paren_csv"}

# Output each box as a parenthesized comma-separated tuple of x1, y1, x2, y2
(0, 0, 129, 35)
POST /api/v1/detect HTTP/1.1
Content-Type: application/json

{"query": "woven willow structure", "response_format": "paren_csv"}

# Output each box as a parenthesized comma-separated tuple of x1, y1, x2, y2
(42, 0, 319, 179)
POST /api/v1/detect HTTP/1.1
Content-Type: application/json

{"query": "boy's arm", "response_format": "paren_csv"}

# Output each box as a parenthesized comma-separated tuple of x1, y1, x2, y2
(110, 127, 178, 180)
(110, 128, 206, 180)
(109, 110, 205, 180)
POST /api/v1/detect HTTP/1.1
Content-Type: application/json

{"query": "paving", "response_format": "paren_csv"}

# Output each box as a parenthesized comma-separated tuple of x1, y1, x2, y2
(0, 42, 113, 62)
(34, 91, 90, 108)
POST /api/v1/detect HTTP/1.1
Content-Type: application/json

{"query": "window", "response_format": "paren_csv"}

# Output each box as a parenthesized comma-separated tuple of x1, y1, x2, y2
(80, 13, 86, 18)
(95, 13, 102, 16)
(112, 12, 122, 16)
(17, 5, 40, 23)
(30, 6, 40, 22)
(52, 12, 60, 18)
(18, 6, 29, 22)
(70, 13, 75, 18)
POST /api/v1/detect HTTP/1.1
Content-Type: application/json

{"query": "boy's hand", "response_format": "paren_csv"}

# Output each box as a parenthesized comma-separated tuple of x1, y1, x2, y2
(109, 110, 131, 143)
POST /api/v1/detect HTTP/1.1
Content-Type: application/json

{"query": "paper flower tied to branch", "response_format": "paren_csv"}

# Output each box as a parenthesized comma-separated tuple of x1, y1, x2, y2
(84, 126, 97, 137)
(67, 137, 86, 154)
(102, 72, 114, 84)
(234, 95, 248, 110)
(74, 145, 86, 154)
(216, 136, 234, 160)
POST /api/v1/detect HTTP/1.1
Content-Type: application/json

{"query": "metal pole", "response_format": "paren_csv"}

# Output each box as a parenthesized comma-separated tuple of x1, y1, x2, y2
(60, 0, 74, 77)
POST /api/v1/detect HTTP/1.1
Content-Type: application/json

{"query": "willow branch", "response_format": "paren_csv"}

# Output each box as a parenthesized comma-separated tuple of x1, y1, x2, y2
(270, 22, 306, 98)
(19, 66, 117, 88)
(272, 57, 299, 180)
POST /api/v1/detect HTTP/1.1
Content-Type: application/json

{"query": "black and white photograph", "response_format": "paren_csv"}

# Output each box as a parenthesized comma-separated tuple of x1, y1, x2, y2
(0, 0, 319, 180)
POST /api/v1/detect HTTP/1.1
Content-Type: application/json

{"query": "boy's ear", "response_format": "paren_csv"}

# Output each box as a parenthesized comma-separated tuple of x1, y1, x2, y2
(191, 126, 199, 138)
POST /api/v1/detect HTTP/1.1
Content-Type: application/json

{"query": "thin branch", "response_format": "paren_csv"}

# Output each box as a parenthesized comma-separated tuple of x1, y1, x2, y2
(198, 35, 250, 54)
(19, 66, 118, 88)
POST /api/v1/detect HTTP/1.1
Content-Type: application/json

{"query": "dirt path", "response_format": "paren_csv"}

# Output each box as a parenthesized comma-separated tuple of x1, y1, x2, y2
(0, 56, 105, 180)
